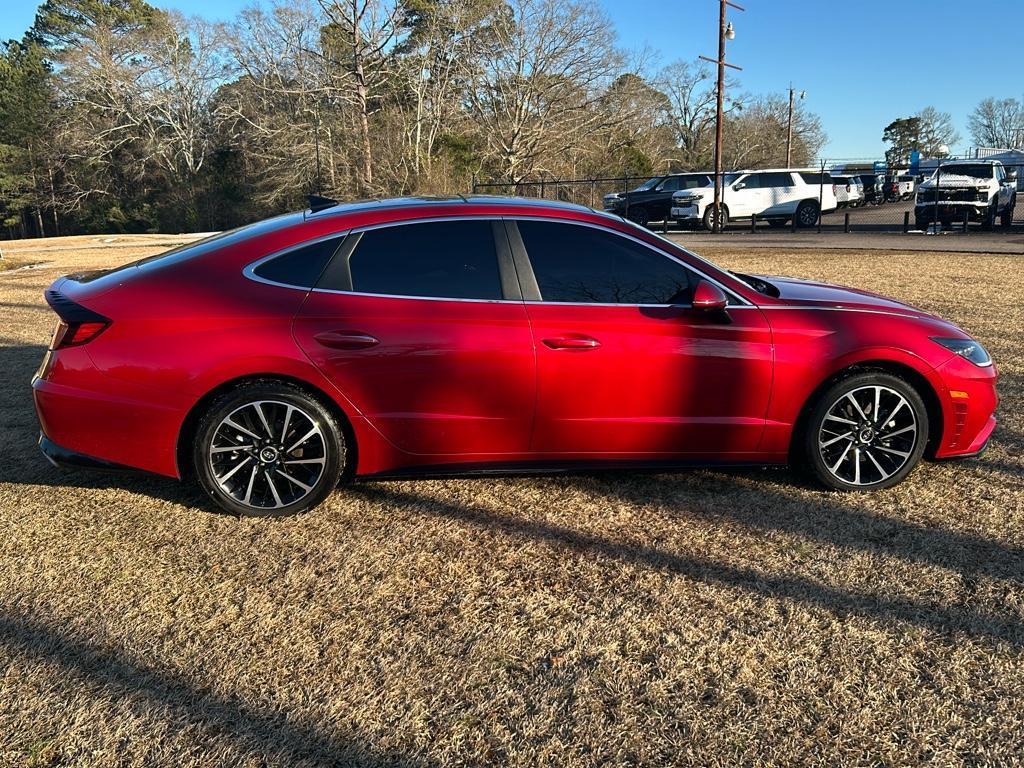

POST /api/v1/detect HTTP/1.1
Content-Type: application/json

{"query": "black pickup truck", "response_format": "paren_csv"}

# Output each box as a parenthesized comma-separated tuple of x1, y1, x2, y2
(603, 173, 712, 226)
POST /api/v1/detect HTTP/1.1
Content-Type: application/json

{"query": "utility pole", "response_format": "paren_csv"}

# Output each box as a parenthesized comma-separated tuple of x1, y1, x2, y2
(699, 0, 743, 233)
(786, 85, 805, 167)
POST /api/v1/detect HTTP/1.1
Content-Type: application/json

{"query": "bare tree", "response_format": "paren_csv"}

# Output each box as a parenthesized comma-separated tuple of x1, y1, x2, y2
(968, 97, 1024, 149)
(657, 59, 738, 171)
(916, 106, 960, 155)
(465, 0, 621, 182)
(726, 93, 825, 168)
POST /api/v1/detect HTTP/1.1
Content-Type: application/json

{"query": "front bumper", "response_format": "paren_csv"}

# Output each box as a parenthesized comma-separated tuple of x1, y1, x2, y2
(671, 204, 701, 220)
(931, 353, 999, 459)
(915, 201, 989, 220)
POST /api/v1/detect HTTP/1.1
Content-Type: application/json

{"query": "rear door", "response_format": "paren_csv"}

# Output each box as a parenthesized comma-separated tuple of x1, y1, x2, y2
(761, 172, 798, 215)
(508, 218, 774, 457)
(293, 219, 536, 456)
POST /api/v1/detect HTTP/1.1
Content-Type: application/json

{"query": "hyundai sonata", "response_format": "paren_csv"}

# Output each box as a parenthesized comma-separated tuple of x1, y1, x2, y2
(33, 196, 998, 515)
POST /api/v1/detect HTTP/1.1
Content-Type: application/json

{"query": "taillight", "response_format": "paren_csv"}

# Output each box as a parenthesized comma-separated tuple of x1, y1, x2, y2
(45, 289, 110, 349)
(51, 319, 109, 349)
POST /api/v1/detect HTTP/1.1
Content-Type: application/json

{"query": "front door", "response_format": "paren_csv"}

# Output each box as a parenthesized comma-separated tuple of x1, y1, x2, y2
(510, 219, 774, 457)
(293, 219, 535, 456)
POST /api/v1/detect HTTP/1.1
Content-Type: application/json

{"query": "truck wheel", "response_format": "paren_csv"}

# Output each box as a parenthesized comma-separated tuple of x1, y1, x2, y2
(627, 206, 650, 227)
(1001, 196, 1016, 228)
(701, 204, 727, 231)
(982, 203, 996, 231)
(795, 200, 819, 228)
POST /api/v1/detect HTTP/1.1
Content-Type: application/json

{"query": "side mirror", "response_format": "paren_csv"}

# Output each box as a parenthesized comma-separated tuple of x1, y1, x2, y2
(692, 280, 728, 311)
(733, 182, 746, 191)
(1006, 172, 1017, 184)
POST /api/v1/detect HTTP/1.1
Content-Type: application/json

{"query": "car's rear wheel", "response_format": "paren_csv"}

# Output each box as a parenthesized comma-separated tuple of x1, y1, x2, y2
(193, 381, 346, 516)
(982, 202, 997, 231)
(794, 200, 819, 228)
(801, 372, 928, 492)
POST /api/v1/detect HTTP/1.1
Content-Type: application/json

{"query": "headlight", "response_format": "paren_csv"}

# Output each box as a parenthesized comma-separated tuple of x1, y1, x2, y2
(931, 337, 992, 366)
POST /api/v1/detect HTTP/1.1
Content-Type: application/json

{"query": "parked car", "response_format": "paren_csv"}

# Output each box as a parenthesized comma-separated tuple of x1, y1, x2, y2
(858, 173, 887, 205)
(914, 160, 1017, 230)
(887, 174, 916, 201)
(833, 175, 865, 208)
(33, 196, 997, 515)
(670, 169, 838, 230)
(602, 173, 713, 226)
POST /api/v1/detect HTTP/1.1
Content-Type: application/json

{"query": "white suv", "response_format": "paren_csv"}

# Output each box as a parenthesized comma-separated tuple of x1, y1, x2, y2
(671, 169, 838, 230)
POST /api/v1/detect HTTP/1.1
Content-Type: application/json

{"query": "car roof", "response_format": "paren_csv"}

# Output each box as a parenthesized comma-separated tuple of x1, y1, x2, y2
(938, 158, 1000, 165)
(304, 194, 598, 220)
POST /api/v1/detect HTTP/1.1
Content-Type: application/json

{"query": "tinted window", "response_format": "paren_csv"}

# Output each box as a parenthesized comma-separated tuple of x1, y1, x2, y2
(348, 220, 501, 300)
(658, 177, 682, 191)
(737, 174, 761, 189)
(253, 236, 342, 288)
(682, 175, 712, 189)
(761, 172, 794, 188)
(798, 172, 833, 185)
(517, 220, 694, 305)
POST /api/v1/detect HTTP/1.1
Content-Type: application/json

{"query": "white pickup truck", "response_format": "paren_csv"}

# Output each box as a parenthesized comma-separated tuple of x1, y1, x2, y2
(671, 169, 838, 230)
(914, 160, 1017, 230)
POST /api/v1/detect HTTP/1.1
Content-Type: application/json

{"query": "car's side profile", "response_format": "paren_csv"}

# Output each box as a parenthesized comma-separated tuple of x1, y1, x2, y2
(33, 197, 998, 515)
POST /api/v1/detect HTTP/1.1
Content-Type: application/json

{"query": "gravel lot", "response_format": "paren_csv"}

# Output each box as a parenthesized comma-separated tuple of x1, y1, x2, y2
(0, 235, 1022, 766)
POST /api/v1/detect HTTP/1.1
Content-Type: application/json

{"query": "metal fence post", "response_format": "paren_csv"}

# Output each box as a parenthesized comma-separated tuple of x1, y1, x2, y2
(623, 176, 629, 221)
(471, 173, 477, 195)
(590, 181, 595, 209)
(844, 212, 849, 233)
(963, 208, 970, 233)
(540, 178, 545, 200)
(903, 211, 910, 233)
(818, 160, 825, 234)
(750, 214, 755, 232)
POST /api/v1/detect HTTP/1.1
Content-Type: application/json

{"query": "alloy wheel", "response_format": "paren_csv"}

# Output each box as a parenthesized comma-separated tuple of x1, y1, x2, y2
(817, 385, 918, 486)
(207, 399, 328, 510)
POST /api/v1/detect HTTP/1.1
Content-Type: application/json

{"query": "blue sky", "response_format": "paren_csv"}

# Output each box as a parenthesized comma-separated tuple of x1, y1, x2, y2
(5, 0, 1022, 158)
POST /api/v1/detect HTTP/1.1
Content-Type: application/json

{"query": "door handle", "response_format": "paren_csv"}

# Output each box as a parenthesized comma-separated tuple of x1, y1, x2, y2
(313, 330, 380, 350)
(542, 335, 601, 350)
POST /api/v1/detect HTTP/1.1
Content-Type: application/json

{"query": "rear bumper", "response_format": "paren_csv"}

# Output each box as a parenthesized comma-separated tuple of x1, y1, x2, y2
(38, 434, 144, 473)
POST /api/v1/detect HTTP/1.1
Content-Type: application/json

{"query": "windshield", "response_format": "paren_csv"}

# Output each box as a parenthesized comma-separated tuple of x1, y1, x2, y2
(935, 164, 994, 179)
(633, 177, 662, 192)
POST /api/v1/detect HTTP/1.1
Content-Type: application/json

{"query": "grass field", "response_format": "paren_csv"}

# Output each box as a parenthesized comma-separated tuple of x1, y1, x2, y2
(1, 235, 1022, 766)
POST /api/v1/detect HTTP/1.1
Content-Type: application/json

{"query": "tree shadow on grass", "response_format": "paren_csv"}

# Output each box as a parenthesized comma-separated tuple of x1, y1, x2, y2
(0, 613, 432, 767)
(349, 484, 1024, 648)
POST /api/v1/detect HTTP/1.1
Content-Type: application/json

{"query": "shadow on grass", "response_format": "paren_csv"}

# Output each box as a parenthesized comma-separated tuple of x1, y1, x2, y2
(0, 613, 431, 767)
(350, 484, 1024, 647)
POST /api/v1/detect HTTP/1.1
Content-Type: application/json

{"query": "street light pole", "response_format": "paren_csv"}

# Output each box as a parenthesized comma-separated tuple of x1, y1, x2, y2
(785, 85, 805, 167)
(699, 0, 743, 234)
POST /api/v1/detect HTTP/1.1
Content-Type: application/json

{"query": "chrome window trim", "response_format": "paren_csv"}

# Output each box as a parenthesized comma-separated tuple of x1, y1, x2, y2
(242, 214, 756, 308)
(242, 231, 351, 291)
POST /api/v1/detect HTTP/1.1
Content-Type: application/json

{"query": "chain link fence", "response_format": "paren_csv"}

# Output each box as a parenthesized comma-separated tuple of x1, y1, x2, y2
(471, 158, 1024, 235)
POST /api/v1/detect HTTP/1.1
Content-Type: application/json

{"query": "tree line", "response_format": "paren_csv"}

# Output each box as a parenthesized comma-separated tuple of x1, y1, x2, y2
(0, 0, 833, 239)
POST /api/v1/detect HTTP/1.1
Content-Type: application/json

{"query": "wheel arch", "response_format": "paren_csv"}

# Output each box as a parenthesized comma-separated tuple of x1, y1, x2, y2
(789, 359, 944, 462)
(175, 373, 358, 481)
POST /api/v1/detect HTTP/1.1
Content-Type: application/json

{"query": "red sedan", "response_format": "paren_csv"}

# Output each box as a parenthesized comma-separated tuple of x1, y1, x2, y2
(32, 197, 998, 515)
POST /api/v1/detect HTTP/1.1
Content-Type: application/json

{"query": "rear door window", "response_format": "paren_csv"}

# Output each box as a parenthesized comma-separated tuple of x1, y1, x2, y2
(345, 220, 503, 300)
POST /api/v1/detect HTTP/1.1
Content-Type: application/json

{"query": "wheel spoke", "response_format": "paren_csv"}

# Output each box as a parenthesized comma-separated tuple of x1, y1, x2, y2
(864, 449, 891, 480)
(223, 417, 261, 440)
(873, 387, 881, 422)
(280, 405, 294, 444)
(243, 465, 258, 505)
(211, 444, 253, 454)
(879, 424, 915, 439)
(276, 469, 312, 493)
(820, 431, 853, 448)
(845, 392, 869, 420)
(824, 413, 857, 426)
(830, 442, 853, 473)
(880, 398, 906, 426)
(875, 445, 911, 459)
(264, 470, 283, 507)
(217, 455, 252, 483)
(283, 458, 326, 466)
(853, 448, 861, 484)
(287, 426, 319, 454)
(253, 402, 274, 437)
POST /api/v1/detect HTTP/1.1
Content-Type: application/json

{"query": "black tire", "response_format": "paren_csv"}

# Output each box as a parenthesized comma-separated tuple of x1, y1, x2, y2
(701, 204, 727, 231)
(800, 372, 928, 492)
(627, 206, 650, 227)
(982, 202, 996, 231)
(794, 200, 819, 228)
(915, 216, 930, 231)
(192, 380, 347, 516)
(1001, 196, 1015, 228)
(767, 218, 789, 228)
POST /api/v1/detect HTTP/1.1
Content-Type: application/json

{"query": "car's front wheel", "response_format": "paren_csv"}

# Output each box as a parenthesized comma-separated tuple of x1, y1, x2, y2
(801, 372, 928, 491)
(1001, 196, 1015, 228)
(193, 381, 347, 516)
(794, 200, 820, 228)
(627, 206, 650, 227)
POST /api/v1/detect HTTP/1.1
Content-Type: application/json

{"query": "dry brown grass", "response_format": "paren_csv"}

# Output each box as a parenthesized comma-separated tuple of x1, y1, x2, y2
(0, 236, 1022, 767)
